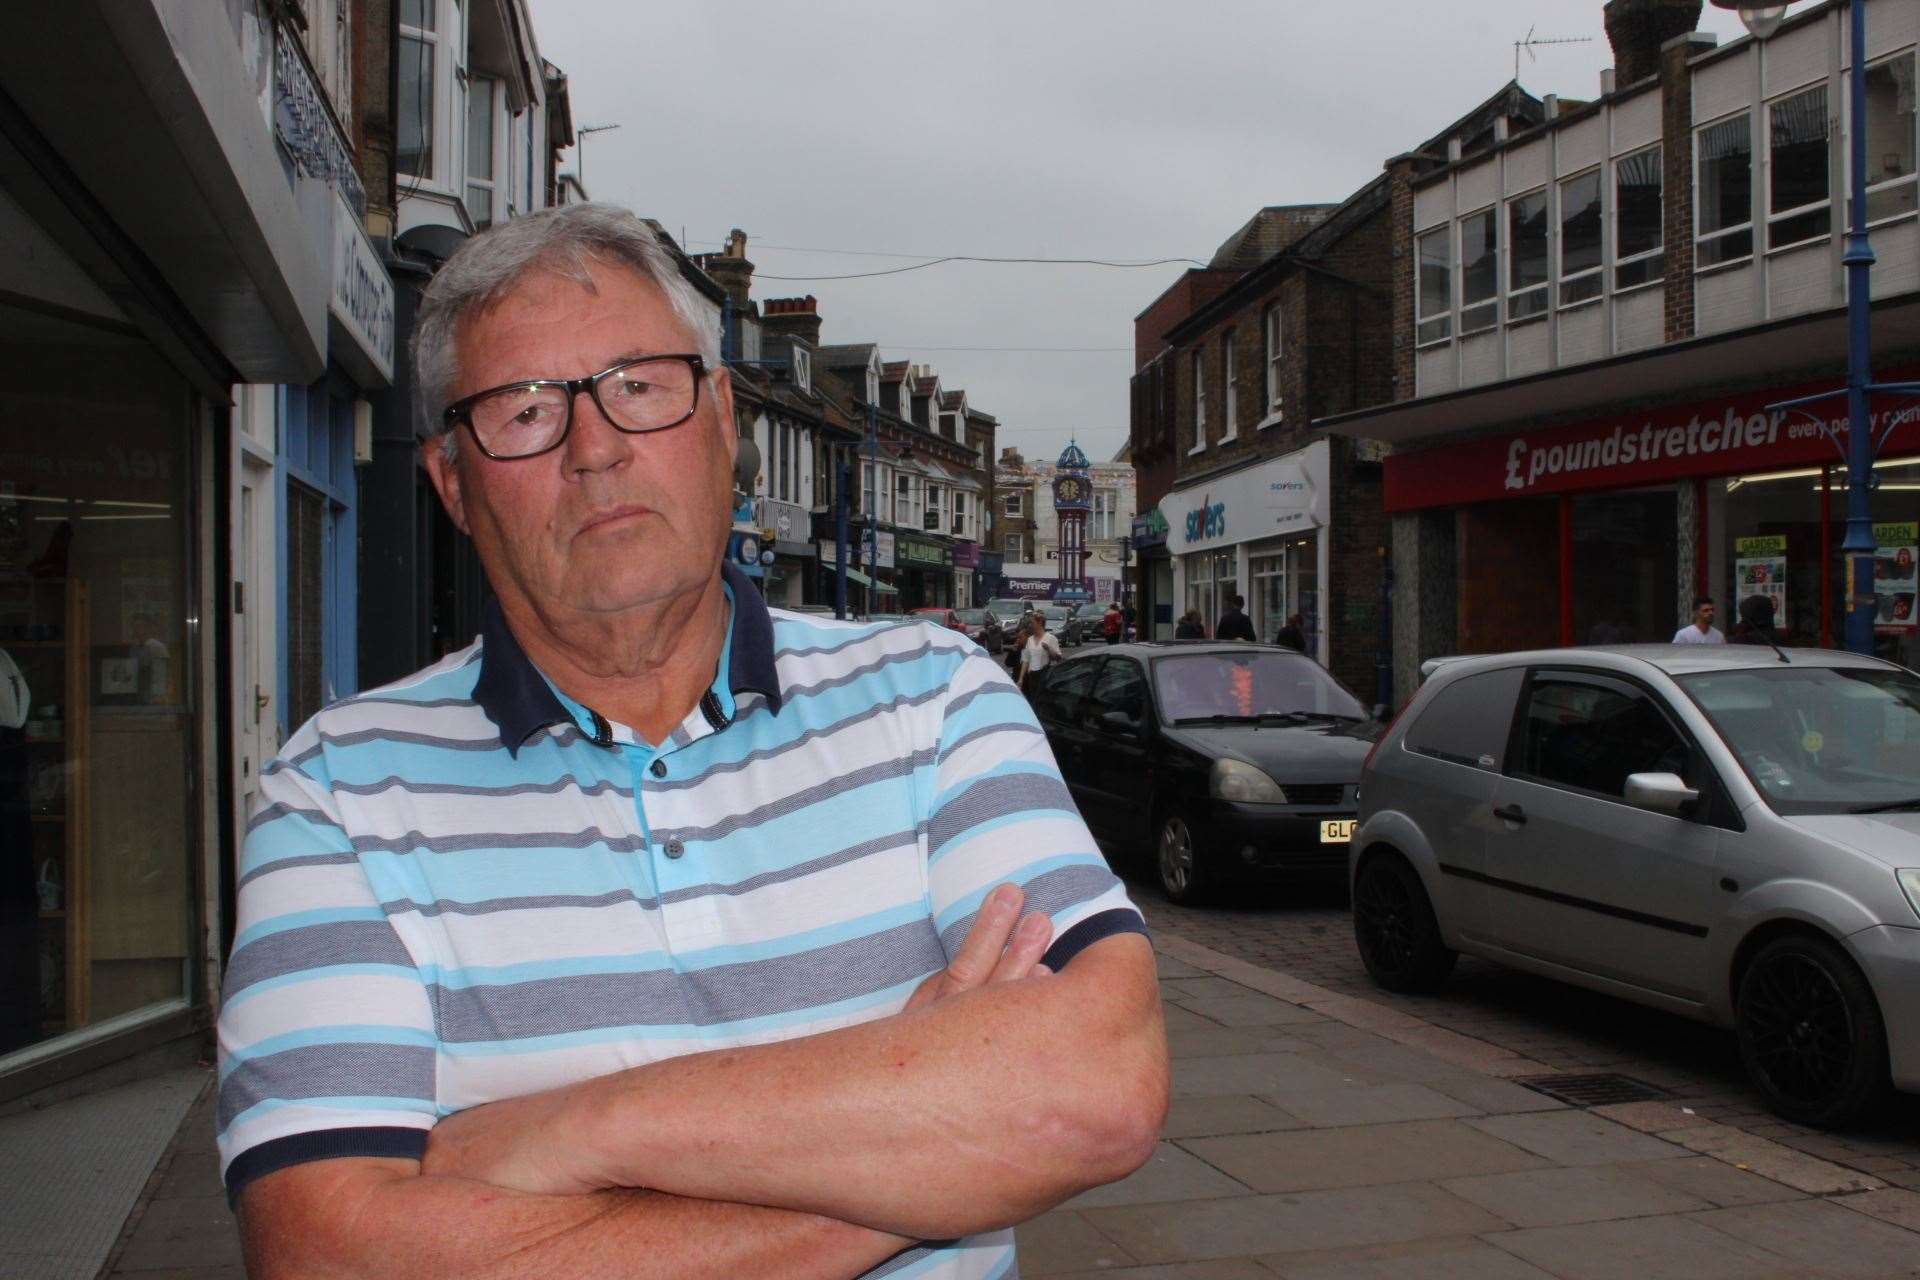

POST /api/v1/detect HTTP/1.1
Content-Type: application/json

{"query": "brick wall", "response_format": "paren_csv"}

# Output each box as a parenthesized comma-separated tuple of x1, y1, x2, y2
(1661, 36, 1700, 342)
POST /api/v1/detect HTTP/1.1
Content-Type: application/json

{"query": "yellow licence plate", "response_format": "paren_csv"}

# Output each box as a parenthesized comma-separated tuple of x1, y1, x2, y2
(1320, 819, 1356, 844)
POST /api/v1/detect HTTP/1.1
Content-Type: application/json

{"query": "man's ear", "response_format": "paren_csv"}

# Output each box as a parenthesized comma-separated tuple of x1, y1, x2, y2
(709, 365, 739, 471)
(420, 436, 472, 536)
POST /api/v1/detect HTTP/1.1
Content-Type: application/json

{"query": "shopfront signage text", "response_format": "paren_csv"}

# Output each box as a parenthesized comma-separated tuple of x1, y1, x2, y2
(330, 192, 395, 382)
(274, 27, 366, 215)
(1385, 371, 1920, 512)
(1161, 444, 1327, 553)
(897, 535, 951, 568)
(1185, 496, 1226, 543)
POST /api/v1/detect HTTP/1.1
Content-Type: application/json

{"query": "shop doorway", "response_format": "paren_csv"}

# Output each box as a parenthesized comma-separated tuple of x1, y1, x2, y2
(1570, 489, 1679, 645)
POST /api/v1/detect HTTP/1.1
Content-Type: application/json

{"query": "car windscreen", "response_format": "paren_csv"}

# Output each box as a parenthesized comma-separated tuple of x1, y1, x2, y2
(986, 600, 1027, 618)
(1035, 605, 1070, 620)
(1152, 651, 1367, 723)
(1676, 665, 1920, 814)
(954, 609, 989, 624)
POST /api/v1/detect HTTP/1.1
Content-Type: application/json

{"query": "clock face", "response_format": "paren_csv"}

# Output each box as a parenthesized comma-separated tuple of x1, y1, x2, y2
(1056, 478, 1084, 502)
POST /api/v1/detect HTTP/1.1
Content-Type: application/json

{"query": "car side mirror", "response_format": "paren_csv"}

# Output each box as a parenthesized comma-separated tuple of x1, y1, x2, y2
(1624, 771, 1700, 816)
(1100, 709, 1142, 737)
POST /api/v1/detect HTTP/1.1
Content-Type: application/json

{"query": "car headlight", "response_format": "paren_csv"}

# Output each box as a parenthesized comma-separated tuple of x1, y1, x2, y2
(1210, 758, 1288, 803)
(1899, 869, 1920, 925)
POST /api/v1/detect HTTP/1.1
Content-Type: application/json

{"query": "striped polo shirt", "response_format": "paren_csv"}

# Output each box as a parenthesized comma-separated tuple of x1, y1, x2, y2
(216, 562, 1144, 1279)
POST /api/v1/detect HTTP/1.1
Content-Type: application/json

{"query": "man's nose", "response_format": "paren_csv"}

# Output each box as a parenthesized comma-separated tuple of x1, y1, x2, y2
(562, 386, 631, 474)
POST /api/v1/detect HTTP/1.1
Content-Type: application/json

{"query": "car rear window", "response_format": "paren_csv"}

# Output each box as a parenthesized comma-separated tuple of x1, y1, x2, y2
(1402, 667, 1525, 769)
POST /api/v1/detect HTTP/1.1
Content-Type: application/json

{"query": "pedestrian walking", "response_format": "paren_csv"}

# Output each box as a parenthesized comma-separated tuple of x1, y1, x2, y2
(1672, 596, 1726, 645)
(1016, 611, 1062, 690)
(1174, 609, 1206, 639)
(1215, 594, 1255, 642)
(1101, 601, 1123, 645)
(1729, 593, 1783, 646)
(1272, 612, 1306, 651)
(218, 204, 1164, 1280)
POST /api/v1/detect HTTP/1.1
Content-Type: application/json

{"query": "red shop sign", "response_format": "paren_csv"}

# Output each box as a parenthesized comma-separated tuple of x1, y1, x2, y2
(1383, 371, 1920, 512)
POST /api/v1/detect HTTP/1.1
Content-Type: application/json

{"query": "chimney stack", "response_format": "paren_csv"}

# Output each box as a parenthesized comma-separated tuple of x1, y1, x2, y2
(761, 295, 822, 348)
(700, 227, 755, 311)
(1604, 0, 1702, 87)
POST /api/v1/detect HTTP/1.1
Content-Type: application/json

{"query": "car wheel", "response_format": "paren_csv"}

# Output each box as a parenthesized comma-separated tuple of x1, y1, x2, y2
(1352, 852, 1456, 993)
(1735, 934, 1890, 1128)
(1156, 809, 1209, 905)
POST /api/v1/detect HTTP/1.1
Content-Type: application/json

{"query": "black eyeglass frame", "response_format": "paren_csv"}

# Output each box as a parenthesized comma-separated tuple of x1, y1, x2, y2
(440, 353, 708, 461)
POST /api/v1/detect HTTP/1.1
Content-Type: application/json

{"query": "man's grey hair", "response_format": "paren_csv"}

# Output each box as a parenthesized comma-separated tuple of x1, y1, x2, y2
(412, 204, 722, 457)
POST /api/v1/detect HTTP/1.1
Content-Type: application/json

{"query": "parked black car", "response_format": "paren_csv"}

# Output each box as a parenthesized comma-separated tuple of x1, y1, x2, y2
(1027, 642, 1382, 903)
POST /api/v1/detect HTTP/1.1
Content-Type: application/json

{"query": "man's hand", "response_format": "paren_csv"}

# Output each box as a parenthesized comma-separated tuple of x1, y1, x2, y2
(421, 882, 1054, 1196)
(904, 882, 1053, 1013)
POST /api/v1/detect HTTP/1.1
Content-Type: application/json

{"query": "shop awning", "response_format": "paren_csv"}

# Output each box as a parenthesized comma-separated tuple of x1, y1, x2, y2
(838, 568, 898, 593)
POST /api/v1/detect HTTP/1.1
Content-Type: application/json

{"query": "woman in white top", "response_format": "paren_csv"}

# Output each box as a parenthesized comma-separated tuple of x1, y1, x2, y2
(1016, 612, 1062, 691)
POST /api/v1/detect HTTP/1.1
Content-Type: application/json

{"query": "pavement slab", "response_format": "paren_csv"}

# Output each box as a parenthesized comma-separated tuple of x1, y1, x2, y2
(1481, 1215, 1814, 1280)
(1173, 994, 1330, 1028)
(1260, 1235, 1559, 1279)
(1082, 1182, 1512, 1264)
(1832, 1186, 1920, 1234)
(1169, 1052, 1365, 1099)
(1254, 1082, 1481, 1128)
(1618, 1156, 1806, 1208)
(1687, 1199, 1920, 1277)
(1658, 1123, 1886, 1195)
(1437, 1164, 1714, 1228)
(1464, 1109, 1691, 1167)
(1014, 1211, 1138, 1275)
(1424, 1075, 1570, 1116)
(1040, 1264, 1275, 1280)
(1183, 1118, 1550, 1194)
(1165, 1026, 1314, 1060)
(1159, 1094, 1303, 1140)
(1064, 1142, 1254, 1210)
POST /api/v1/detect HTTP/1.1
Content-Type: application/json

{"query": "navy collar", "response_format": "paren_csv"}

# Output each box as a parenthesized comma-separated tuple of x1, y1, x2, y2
(474, 561, 784, 755)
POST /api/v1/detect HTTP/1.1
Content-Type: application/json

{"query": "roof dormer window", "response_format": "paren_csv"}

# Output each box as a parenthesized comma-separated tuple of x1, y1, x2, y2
(793, 347, 811, 393)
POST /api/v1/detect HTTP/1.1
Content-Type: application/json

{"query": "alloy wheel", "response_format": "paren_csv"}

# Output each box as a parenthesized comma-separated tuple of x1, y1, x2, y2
(1742, 950, 1856, 1107)
(1355, 861, 1416, 973)
(1158, 815, 1194, 899)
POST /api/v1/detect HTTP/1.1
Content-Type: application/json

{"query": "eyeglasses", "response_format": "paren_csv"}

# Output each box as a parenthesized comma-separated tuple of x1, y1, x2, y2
(441, 353, 707, 460)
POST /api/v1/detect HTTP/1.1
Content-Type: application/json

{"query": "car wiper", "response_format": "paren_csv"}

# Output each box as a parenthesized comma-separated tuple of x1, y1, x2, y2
(1174, 714, 1266, 724)
(1848, 796, 1920, 814)
(1260, 710, 1365, 724)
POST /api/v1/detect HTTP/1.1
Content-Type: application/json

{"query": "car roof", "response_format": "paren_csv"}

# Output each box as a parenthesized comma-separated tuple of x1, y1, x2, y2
(1063, 641, 1312, 661)
(1421, 644, 1902, 683)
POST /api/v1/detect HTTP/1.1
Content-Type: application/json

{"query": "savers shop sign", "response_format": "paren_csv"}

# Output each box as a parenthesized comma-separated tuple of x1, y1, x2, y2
(1383, 372, 1920, 512)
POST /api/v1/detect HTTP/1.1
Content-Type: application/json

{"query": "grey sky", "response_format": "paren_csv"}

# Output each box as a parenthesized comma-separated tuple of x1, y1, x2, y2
(532, 1, 1762, 464)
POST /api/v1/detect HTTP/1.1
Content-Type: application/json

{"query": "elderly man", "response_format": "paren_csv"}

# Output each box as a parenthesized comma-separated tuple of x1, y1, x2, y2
(219, 205, 1166, 1279)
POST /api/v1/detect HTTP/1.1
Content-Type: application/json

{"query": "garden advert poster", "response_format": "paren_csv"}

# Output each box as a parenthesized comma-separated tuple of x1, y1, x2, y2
(1734, 535, 1788, 631)
(1875, 522, 1917, 630)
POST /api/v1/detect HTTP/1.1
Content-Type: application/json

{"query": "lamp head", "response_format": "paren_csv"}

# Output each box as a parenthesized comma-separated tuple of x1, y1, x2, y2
(1707, 0, 1790, 40)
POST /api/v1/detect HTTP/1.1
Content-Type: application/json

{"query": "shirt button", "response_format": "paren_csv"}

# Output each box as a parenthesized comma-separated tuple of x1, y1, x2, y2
(663, 838, 685, 859)
(650, 759, 667, 779)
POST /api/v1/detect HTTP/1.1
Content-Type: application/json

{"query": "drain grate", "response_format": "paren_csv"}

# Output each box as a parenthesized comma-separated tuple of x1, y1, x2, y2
(1512, 1073, 1671, 1108)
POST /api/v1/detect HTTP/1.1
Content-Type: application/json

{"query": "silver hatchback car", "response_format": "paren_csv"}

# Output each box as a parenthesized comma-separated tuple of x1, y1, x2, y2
(1351, 645, 1920, 1127)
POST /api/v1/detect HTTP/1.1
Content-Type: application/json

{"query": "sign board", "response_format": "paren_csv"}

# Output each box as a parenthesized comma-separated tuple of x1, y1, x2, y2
(896, 534, 951, 568)
(1159, 441, 1328, 553)
(1874, 522, 1917, 629)
(330, 191, 395, 384)
(1734, 534, 1788, 630)
(1383, 370, 1920, 512)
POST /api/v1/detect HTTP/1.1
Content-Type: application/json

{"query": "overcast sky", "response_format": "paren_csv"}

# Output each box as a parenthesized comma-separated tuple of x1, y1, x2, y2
(532, 1, 1764, 465)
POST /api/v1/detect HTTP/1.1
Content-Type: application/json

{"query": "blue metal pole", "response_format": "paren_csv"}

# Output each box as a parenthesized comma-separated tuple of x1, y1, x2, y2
(1841, 0, 1877, 655)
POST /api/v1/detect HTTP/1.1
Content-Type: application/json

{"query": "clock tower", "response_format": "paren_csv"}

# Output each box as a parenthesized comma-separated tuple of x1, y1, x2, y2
(1052, 439, 1092, 599)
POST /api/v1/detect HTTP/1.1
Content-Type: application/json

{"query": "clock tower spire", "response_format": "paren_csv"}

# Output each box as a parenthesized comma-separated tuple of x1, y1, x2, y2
(1052, 439, 1092, 601)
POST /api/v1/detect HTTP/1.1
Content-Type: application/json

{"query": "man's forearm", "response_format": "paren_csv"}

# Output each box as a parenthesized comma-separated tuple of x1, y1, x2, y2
(568, 935, 1165, 1238)
(242, 1162, 910, 1280)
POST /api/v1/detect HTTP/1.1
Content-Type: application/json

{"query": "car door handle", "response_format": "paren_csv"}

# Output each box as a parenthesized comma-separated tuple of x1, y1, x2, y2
(1493, 804, 1527, 826)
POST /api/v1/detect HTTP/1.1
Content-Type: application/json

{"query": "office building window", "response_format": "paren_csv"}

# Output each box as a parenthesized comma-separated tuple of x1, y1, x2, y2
(1862, 55, 1918, 223)
(1769, 84, 1832, 249)
(1558, 170, 1603, 306)
(1459, 208, 1497, 333)
(1508, 190, 1549, 320)
(1697, 113, 1754, 268)
(1614, 144, 1665, 289)
(1416, 226, 1452, 345)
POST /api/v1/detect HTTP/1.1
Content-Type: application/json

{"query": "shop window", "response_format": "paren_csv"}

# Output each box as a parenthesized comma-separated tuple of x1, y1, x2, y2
(1768, 84, 1831, 250)
(1416, 226, 1452, 345)
(1696, 113, 1754, 268)
(1220, 330, 1237, 442)
(1614, 144, 1665, 290)
(1263, 304, 1284, 419)
(1508, 190, 1549, 321)
(1459, 209, 1498, 334)
(1861, 55, 1917, 224)
(1558, 171, 1603, 307)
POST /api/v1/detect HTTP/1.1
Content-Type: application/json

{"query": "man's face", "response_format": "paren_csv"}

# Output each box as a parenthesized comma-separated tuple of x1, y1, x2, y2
(1696, 602, 1716, 628)
(423, 259, 736, 627)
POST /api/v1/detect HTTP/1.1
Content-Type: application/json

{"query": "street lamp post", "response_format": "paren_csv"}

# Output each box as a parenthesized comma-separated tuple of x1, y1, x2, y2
(1711, 0, 1920, 653)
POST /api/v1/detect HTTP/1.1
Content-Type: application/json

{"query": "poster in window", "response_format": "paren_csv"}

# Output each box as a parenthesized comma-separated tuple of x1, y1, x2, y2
(1734, 535, 1788, 630)
(1873, 522, 1917, 630)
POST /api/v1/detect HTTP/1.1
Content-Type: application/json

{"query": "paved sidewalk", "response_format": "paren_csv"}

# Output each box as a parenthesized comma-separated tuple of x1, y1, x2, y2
(77, 937, 1920, 1278)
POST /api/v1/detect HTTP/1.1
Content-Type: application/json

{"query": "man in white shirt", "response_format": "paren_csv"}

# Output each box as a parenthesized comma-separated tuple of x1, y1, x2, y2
(1672, 597, 1725, 645)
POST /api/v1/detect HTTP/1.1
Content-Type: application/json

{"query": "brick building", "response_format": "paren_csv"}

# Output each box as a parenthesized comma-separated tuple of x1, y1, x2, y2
(1324, 0, 1920, 695)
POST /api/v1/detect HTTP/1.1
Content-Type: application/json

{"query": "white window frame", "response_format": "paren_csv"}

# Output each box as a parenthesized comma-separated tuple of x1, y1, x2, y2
(866, 362, 880, 405)
(1695, 109, 1756, 272)
(793, 347, 811, 393)
(861, 462, 876, 521)
(1415, 224, 1453, 346)
(1003, 533, 1023, 560)
(1613, 143, 1665, 292)
(1555, 170, 1604, 310)
(954, 490, 969, 538)
(1003, 491, 1022, 518)
(465, 74, 502, 230)
(1458, 207, 1498, 334)
(1220, 330, 1238, 443)
(397, 0, 466, 196)
(1189, 349, 1207, 454)
(1857, 52, 1919, 228)
(895, 471, 920, 530)
(1262, 303, 1284, 424)
(1091, 489, 1117, 541)
(1505, 187, 1550, 321)
(1765, 83, 1833, 253)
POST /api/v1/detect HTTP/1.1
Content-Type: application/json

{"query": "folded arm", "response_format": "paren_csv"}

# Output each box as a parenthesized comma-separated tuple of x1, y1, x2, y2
(423, 886, 1169, 1239)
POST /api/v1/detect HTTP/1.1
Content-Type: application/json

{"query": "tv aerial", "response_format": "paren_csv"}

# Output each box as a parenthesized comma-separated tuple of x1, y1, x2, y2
(1514, 25, 1594, 82)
